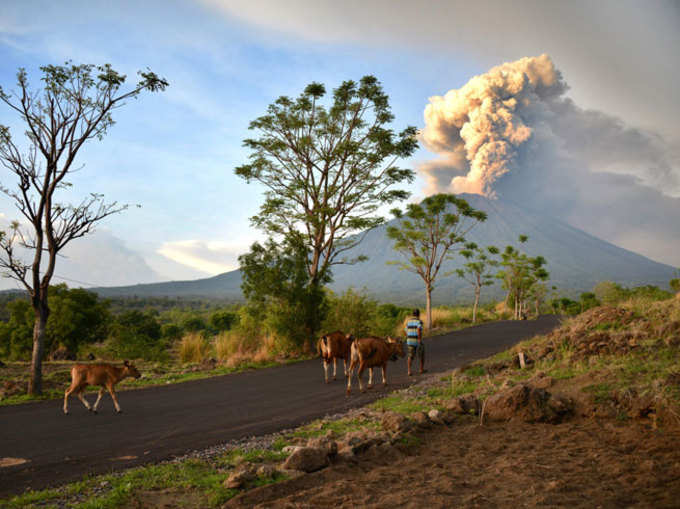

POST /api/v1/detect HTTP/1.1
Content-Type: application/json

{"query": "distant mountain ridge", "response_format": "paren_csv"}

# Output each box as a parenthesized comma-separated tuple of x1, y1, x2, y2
(92, 194, 675, 304)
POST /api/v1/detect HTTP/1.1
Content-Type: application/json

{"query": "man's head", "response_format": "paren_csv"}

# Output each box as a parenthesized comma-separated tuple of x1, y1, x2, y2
(413, 309, 420, 318)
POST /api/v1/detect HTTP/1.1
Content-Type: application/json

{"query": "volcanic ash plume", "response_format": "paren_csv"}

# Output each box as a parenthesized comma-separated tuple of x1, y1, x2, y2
(419, 54, 679, 199)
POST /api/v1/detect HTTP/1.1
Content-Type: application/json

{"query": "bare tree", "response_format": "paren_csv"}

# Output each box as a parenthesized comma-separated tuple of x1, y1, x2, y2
(0, 63, 168, 394)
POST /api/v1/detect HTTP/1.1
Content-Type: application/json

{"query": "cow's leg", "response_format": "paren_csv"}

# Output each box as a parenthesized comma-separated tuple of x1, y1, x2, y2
(63, 383, 77, 414)
(92, 387, 105, 413)
(323, 359, 330, 383)
(343, 358, 348, 378)
(358, 362, 367, 393)
(107, 384, 122, 413)
(382, 364, 388, 386)
(76, 388, 92, 411)
(346, 359, 356, 394)
(333, 357, 337, 381)
(367, 367, 373, 388)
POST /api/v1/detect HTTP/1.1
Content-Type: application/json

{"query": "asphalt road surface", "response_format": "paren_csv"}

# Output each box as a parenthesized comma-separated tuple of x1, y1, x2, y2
(0, 315, 560, 497)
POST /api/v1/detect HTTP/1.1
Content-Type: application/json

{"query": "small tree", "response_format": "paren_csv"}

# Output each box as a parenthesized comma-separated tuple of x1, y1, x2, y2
(455, 243, 499, 323)
(235, 75, 417, 341)
(387, 194, 487, 330)
(496, 236, 549, 320)
(670, 272, 680, 294)
(239, 234, 329, 348)
(0, 63, 167, 394)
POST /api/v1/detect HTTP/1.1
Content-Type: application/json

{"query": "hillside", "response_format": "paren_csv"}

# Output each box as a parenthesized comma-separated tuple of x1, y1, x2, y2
(92, 194, 675, 303)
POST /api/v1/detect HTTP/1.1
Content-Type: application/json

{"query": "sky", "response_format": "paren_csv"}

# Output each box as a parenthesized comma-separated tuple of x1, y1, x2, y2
(0, 0, 678, 289)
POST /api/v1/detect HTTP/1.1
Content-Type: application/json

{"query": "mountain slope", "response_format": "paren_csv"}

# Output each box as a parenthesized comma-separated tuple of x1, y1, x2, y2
(93, 194, 675, 303)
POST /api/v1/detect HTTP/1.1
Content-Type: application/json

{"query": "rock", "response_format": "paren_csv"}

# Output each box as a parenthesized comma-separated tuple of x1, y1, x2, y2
(484, 384, 573, 424)
(306, 437, 338, 458)
(381, 412, 412, 433)
(282, 445, 303, 454)
(412, 411, 430, 428)
(224, 465, 256, 489)
(530, 373, 555, 389)
(282, 447, 328, 473)
(427, 409, 444, 424)
(445, 395, 481, 415)
(256, 464, 276, 478)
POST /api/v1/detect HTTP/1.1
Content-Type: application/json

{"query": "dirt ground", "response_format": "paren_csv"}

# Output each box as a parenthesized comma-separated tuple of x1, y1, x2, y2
(226, 417, 680, 509)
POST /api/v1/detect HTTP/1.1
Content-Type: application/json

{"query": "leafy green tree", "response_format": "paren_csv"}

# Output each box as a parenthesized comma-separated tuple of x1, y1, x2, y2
(455, 243, 499, 323)
(1, 299, 34, 359)
(387, 194, 487, 330)
(593, 281, 627, 305)
(239, 234, 328, 348)
(670, 278, 680, 294)
(323, 288, 378, 338)
(497, 236, 549, 320)
(181, 315, 206, 332)
(579, 292, 601, 313)
(0, 63, 167, 394)
(46, 284, 110, 354)
(108, 310, 163, 360)
(209, 310, 238, 332)
(236, 76, 417, 341)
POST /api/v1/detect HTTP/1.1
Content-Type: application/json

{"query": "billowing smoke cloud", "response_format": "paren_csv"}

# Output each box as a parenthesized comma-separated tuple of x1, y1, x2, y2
(419, 55, 680, 266)
(420, 54, 679, 198)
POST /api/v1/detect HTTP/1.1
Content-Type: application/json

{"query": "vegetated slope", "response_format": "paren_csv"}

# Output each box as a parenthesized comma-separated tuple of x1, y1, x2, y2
(92, 194, 675, 302)
(225, 295, 680, 508)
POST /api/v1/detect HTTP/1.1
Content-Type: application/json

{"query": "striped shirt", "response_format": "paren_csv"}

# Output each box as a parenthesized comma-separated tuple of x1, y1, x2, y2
(404, 316, 423, 346)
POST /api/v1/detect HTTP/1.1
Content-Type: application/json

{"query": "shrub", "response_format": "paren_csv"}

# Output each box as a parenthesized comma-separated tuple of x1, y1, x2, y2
(209, 310, 238, 331)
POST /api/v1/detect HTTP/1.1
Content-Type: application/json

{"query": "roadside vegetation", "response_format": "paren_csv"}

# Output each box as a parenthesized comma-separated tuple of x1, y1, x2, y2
(4, 290, 679, 508)
(0, 284, 504, 405)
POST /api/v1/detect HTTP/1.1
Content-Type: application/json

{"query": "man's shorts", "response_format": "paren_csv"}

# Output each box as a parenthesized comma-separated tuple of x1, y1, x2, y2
(407, 343, 424, 360)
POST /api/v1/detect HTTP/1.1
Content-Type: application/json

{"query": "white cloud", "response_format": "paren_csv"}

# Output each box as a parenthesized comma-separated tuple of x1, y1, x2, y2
(157, 240, 249, 275)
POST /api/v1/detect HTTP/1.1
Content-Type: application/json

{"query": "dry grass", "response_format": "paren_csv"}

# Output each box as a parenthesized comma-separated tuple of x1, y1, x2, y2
(179, 333, 211, 364)
(214, 331, 278, 368)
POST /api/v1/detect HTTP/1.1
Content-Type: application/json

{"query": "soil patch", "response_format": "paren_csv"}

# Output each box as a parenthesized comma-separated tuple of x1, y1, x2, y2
(226, 418, 680, 508)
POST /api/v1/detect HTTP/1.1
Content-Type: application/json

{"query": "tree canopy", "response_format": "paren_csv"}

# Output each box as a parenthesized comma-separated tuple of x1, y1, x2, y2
(387, 193, 487, 329)
(235, 75, 418, 285)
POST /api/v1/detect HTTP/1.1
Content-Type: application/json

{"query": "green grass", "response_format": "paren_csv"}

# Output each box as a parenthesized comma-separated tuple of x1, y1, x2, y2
(289, 417, 381, 440)
(3, 445, 293, 509)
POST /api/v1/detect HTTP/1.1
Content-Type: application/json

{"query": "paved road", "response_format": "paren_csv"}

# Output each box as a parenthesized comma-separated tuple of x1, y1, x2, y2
(0, 316, 560, 497)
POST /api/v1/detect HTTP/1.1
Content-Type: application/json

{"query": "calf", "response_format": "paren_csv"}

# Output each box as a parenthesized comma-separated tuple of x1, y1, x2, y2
(63, 360, 141, 415)
(346, 336, 405, 394)
(317, 331, 354, 383)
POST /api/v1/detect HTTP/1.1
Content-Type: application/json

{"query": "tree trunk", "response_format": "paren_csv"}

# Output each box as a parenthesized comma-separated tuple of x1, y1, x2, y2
(28, 302, 49, 395)
(425, 285, 432, 332)
(473, 285, 480, 324)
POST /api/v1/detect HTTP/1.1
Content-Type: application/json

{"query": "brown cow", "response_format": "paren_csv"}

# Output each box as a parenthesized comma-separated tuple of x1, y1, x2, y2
(63, 360, 141, 415)
(346, 336, 405, 394)
(317, 331, 354, 383)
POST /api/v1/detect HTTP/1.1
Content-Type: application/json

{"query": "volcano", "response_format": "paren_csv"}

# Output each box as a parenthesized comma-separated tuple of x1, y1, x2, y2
(93, 194, 675, 304)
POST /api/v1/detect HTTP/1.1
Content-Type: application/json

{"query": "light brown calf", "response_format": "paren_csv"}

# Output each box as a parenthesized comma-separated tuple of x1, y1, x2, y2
(346, 336, 405, 394)
(317, 330, 354, 383)
(63, 360, 141, 414)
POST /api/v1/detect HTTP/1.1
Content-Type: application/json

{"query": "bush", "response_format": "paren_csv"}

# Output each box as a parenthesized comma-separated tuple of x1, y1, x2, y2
(107, 310, 166, 360)
(209, 310, 238, 331)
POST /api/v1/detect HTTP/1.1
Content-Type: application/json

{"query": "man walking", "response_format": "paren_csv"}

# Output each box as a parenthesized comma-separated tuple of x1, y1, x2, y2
(405, 309, 425, 376)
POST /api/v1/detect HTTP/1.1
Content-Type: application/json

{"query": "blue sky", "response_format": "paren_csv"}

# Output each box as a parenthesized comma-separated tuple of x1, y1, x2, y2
(1, 0, 678, 288)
